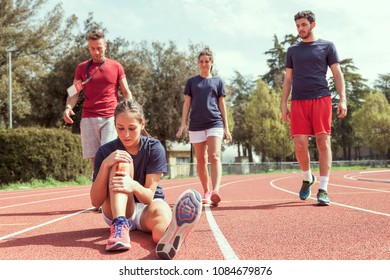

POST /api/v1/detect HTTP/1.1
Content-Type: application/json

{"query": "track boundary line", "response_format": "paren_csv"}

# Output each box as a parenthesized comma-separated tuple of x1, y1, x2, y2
(0, 207, 94, 241)
(0, 193, 89, 210)
(270, 177, 390, 217)
(0, 188, 90, 201)
(328, 183, 390, 193)
(204, 205, 239, 260)
(344, 170, 390, 183)
(203, 177, 264, 260)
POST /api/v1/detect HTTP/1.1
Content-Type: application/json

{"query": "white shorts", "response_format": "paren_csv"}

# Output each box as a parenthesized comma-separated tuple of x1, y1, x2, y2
(80, 117, 117, 159)
(102, 199, 164, 232)
(189, 127, 224, 143)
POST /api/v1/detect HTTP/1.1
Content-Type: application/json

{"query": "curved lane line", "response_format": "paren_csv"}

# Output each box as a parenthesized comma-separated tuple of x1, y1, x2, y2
(270, 177, 390, 217)
(328, 183, 390, 193)
(0, 207, 94, 241)
(344, 170, 390, 183)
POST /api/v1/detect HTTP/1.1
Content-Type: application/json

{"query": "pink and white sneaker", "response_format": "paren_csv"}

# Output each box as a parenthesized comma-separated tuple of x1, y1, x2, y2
(202, 190, 212, 204)
(105, 216, 131, 251)
(156, 189, 202, 259)
(211, 191, 221, 207)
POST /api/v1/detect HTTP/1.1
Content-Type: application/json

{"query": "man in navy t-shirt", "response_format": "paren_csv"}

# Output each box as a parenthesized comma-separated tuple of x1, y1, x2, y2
(281, 10, 347, 206)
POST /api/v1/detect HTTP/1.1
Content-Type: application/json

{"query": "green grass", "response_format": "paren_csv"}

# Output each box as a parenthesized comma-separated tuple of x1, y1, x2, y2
(0, 176, 91, 192)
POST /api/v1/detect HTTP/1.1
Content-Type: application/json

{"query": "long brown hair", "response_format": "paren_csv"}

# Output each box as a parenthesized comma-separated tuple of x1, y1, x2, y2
(114, 99, 151, 137)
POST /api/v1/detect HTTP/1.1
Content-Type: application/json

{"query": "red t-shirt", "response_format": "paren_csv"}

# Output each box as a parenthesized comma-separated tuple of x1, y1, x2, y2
(75, 58, 126, 118)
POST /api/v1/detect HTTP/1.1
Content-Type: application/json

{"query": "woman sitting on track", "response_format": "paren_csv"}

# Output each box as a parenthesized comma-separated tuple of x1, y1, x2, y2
(90, 99, 202, 259)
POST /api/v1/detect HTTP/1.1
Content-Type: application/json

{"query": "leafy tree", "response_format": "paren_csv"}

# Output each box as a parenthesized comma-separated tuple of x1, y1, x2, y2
(374, 73, 390, 103)
(229, 71, 255, 161)
(0, 0, 77, 127)
(351, 92, 390, 158)
(130, 41, 200, 152)
(245, 80, 293, 161)
(262, 34, 298, 91)
(328, 58, 370, 159)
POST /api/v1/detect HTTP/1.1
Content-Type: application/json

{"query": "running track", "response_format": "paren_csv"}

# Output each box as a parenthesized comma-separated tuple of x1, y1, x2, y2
(0, 169, 389, 260)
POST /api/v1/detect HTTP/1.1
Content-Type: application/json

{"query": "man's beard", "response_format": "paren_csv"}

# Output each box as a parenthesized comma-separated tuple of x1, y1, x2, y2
(299, 29, 313, 40)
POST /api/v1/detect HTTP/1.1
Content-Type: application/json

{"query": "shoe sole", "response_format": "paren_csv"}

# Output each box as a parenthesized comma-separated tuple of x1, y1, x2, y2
(210, 192, 221, 206)
(318, 200, 330, 206)
(106, 241, 131, 251)
(156, 189, 202, 260)
(317, 196, 330, 206)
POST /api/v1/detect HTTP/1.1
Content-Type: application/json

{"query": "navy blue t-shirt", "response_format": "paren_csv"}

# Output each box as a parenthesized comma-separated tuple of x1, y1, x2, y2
(93, 136, 167, 201)
(285, 39, 340, 100)
(184, 75, 225, 131)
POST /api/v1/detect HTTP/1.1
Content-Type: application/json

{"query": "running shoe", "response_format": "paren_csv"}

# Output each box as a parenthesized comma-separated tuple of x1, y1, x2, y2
(299, 175, 316, 200)
(210, 190, 221, 207)
(156, 189, 202, 260)
(202, 190, 212, 204)
(105, 216, 131, 251)
(317, 189, 330, 206)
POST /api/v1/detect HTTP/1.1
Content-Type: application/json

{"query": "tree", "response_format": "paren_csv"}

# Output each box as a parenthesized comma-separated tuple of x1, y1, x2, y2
(374, 73, 390, 103)
(0, 0, 77, 127)
(130, 41, 201, 152)
(229, 71, 255, 161)
(328, 58, 370, 159)
(245, 80, 294, 161)
(262, 34, 298, 91)
(351, 92, 390, 158)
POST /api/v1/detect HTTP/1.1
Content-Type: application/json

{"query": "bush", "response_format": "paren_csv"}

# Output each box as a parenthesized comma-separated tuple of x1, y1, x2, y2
(0, 127, 91, 185)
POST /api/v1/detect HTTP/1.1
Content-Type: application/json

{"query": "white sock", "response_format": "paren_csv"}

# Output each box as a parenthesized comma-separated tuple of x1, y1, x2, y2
(302, 169, 312, 182)
(319, 176, 329, 191)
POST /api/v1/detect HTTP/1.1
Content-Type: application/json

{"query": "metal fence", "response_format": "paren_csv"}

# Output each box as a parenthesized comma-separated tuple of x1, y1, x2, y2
(167, 160, 390, 179)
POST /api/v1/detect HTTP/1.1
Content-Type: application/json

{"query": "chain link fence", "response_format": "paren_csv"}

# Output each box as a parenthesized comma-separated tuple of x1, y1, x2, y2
(167, 160, 390, 179)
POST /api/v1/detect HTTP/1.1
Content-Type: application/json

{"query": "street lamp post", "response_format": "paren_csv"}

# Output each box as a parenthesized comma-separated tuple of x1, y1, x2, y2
(8, 50, 13, 129)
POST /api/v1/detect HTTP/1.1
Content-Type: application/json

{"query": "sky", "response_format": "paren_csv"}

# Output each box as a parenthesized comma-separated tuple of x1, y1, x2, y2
(44, 0, 389, 87)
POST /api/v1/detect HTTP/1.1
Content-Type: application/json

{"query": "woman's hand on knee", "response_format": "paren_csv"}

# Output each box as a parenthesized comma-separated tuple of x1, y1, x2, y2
(104, 150, 133, 167)
(110, 174, 136, 194)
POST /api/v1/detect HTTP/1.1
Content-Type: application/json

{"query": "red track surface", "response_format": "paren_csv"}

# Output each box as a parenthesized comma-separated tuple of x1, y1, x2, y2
(0, 169, 389, 260)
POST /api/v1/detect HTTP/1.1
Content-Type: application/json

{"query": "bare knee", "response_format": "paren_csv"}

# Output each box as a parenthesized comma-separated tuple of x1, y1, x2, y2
(144, 203, 172, 243)
(151, 211, 171, 243)
(208, 152, 221, 165)
(316, 136, 331, 152)
(294, 140, 307, 153)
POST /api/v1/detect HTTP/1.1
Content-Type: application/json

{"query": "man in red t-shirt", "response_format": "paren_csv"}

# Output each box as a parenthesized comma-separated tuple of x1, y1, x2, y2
(63, 29, 132, 169)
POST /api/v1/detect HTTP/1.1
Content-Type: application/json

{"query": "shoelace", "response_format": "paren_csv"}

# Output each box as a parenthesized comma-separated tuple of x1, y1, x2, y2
(113, 219, 128, 238)
(301, 181, 310, 192)
(318, 190, 328, 198)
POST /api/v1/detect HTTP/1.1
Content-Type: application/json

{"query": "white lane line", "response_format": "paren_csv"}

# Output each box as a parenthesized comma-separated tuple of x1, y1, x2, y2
(0, 207, 94, 241)
(0, 188, 90, 201)
(203, 177, 264, 260)
(344, 170, 390, 183)
(328, 183, 390, 193)
(270, 177, 390, 217)
(204, 205, 239, 260)
(359, 170, 390, 174)
(0, 193, 89, 210)
(164, 182, 200, 190)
